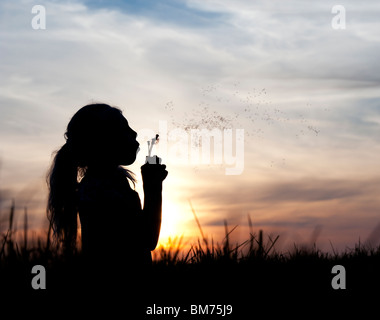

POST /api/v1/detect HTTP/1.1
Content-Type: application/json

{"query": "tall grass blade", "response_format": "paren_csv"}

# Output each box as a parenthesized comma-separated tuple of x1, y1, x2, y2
(247, 214, 254, 252)
(265, 235, 279, 257)
(0, 201, 15, 257)
(23, 206, 28, 252)
(8, 199, 15, 237)
(224, 220, 229, 256)
(188, 199, 207, 246)
(258, 229, 263, 257)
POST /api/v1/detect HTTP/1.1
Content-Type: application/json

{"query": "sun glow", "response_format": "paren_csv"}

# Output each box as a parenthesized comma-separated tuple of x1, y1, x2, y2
(158, 201, 183, 245)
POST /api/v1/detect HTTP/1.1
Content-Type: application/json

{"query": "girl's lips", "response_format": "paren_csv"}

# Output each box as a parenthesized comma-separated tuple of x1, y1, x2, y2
(136, 142, 140, 154)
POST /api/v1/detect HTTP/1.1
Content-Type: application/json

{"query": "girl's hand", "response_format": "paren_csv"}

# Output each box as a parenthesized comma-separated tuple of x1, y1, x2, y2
(141, 159, 168, 191)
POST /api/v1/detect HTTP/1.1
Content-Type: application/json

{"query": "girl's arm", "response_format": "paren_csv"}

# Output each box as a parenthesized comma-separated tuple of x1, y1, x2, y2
(141, 162, 168, 250)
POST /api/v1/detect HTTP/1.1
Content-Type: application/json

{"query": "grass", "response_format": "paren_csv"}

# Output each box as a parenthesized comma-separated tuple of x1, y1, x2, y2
(1, 200, 380, 310)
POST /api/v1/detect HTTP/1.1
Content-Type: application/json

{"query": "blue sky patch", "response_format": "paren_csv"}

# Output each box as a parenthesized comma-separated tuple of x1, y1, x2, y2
(82, 0, 226, 28)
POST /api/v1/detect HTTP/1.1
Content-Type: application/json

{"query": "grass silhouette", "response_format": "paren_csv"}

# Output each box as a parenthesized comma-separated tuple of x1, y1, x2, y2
(1, 200, 380, 315)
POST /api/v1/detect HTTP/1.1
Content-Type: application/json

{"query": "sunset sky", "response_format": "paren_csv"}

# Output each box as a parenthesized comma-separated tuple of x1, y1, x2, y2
(0, 0, 379, 252)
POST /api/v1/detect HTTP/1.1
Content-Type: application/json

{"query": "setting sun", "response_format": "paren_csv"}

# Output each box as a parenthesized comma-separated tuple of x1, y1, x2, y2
(159, 201, 184, 245)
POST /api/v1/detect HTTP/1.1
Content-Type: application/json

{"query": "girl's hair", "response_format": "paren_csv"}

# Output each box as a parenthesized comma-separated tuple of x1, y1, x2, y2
(47, 104, 136, 250)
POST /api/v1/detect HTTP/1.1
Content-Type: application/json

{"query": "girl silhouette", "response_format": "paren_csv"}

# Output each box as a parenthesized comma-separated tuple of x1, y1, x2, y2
(47, 104, 168, 271)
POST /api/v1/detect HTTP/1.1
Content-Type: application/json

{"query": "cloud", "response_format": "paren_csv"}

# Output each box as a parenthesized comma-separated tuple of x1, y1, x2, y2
(188, 177, 380, 207)
(185, 0, 380, 87)
(257, 179, 370, 203)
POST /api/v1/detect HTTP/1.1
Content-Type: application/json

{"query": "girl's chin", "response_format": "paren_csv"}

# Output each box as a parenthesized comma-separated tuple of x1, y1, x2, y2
(120, 155, 137, 166)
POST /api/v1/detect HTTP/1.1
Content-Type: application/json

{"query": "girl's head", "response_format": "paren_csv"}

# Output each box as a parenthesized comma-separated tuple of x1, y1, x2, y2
(47, 104, 138, 249)
(66, 103, 139, 167)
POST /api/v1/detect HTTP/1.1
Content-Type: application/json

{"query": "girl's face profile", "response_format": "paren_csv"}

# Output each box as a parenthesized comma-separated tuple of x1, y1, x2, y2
(113, 114, 139, 166)
(67, 105, 140, 167)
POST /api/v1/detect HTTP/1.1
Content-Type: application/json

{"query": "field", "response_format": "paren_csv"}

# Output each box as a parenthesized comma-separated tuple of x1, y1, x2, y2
(1, 201, 379, 317)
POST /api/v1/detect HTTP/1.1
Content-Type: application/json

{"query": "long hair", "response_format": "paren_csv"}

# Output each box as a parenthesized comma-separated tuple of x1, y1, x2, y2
(47, 104, 136, 250)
